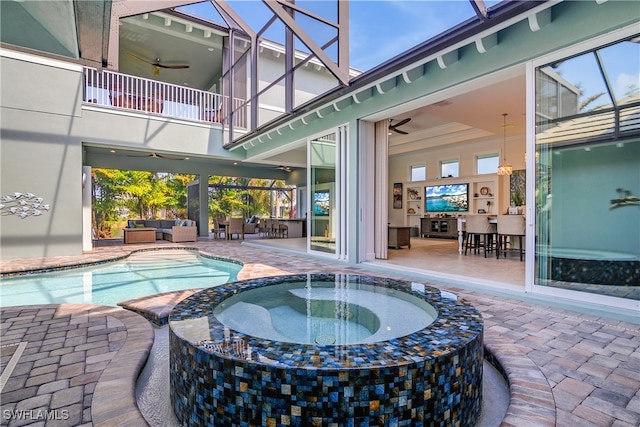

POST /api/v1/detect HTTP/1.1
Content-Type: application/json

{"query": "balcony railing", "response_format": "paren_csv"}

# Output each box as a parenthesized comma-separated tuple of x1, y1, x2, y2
(83, 67, 247, 128)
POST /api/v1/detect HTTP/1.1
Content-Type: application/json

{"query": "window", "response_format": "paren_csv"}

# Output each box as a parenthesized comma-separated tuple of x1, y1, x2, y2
(534, 35, 640, 298)
(476, 154, 499, 175)
(440, 160, 459, 178)
(410, 164, 426, 182)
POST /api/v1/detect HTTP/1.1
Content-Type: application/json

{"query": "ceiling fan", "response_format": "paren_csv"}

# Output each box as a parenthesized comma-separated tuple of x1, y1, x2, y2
(389, 118, 411, 135)
(276, 165, 292, 172)
(127, 152, 185, 161)
(128, 53, 190, 77)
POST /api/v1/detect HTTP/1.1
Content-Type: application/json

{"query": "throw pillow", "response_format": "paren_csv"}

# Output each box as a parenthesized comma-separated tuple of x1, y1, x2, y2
(135, 224, 145, 228)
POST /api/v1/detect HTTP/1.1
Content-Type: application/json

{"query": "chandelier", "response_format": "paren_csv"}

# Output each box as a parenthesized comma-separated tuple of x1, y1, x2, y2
(497, 113, 512, 176)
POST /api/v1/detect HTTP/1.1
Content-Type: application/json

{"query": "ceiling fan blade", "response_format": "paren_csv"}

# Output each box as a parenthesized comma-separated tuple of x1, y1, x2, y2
(128, 52, 154, 65)
(392, 128, 409, 135)
(392, 117, 411, 128)
(128, 52, 190, 71)
(126, 152, 184, 160)
(156, 153, 185, 160)
(156, 64, 190, 69)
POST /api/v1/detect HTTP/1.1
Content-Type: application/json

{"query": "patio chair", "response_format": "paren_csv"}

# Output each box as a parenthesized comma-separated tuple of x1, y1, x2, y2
(226, 218, 245, 240)
(211, 218, 224, 239)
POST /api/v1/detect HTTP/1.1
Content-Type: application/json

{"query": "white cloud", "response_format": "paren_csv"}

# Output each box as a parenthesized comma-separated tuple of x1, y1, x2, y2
(615, 72, 640, 98)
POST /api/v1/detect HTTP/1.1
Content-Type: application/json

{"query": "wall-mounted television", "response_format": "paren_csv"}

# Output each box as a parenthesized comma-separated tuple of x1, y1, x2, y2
(425, 183, 469, 212)
(313, 190, 330, 216)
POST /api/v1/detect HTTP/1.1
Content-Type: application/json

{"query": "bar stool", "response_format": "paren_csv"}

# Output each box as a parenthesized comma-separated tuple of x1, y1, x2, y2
(464, 215, 497, 258)
(271, 219, 289, 238)
(496, 215, 525, 261)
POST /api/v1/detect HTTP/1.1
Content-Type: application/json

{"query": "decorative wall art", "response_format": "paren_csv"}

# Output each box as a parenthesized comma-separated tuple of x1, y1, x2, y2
(510, 169, 525, 206)
(0, 192, 51, 219)
(393, 183, 403, 209)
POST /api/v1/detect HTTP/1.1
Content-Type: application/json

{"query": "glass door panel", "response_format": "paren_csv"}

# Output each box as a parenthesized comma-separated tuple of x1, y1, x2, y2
(309, 133, 336, 254)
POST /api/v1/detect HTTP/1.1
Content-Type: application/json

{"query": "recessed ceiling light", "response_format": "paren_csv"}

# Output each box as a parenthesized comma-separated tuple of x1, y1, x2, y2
(208, 47, 214, 52)
(233, 162, 238, 165)
(110, 149, 116, 153)
(185, 157, 190, 160)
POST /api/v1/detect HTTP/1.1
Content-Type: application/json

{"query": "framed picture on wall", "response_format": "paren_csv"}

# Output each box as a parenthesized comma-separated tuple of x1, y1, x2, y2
(313, 190, 330, 216)
(393, 182, 403, 209)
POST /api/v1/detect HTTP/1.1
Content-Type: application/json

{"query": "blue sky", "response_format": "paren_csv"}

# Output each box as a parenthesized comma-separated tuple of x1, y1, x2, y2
(179, 1, 501, 71)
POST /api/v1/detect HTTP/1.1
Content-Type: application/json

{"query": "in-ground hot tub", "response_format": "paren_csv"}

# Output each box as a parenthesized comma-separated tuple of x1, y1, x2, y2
(169, 274, 484, 426)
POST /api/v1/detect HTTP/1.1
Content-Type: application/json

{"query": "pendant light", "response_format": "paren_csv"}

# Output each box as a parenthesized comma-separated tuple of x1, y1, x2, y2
(497, 113, 513, 176)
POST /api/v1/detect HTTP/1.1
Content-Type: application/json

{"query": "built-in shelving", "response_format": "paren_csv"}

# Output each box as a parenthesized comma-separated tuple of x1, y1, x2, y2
(405, 187, 423, 230)
(471, 179, 497, 214)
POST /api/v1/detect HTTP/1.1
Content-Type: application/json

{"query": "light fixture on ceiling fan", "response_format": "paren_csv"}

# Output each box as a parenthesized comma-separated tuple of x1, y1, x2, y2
(388, 118, 411, 135)
(128, 53, 190, 77)
(497, 113, 513, 176)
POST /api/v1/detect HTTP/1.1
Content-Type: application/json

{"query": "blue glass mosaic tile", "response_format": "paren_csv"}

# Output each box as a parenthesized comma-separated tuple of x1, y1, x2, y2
(169, 274, 484, 426)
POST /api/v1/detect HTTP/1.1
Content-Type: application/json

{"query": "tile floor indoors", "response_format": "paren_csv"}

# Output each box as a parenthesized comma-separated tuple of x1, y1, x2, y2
(1, 234, 639, 426)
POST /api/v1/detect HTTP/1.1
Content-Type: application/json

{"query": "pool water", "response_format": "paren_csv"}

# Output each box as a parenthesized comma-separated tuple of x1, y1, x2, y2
(213, 281, 436, 345)
(0, 250, 241, 307)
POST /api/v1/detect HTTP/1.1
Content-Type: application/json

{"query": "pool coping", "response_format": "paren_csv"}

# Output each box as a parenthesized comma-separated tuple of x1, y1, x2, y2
(169, 274, 484, 368)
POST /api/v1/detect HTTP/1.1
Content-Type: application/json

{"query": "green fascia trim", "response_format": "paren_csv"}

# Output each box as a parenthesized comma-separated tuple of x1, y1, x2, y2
(241, 0, 639, 158)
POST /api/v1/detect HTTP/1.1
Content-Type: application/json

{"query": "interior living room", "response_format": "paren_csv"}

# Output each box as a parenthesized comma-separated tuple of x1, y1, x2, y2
(382, 70, 527, 287)
(248, 68, 527, 289)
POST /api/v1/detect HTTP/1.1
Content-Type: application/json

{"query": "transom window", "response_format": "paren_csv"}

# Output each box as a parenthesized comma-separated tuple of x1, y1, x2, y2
(476, 154, 499, 175)
(440, 160, 459, 178)
(410, 164, 426, 182)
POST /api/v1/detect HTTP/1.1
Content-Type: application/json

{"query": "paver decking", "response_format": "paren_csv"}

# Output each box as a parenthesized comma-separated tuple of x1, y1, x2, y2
(1, 304, 153, 427)
(1, 239, 639, 426)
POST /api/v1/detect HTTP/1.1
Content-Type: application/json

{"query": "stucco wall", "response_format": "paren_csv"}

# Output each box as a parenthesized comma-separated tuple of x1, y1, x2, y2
(1, 54, 84, 258)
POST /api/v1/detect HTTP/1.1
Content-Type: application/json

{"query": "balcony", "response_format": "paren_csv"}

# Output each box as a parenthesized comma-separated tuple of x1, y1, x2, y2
(83, 67, 247, 129)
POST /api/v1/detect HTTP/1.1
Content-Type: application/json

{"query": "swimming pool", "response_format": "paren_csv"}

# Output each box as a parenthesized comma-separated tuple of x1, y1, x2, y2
(0, 250, 241, 307)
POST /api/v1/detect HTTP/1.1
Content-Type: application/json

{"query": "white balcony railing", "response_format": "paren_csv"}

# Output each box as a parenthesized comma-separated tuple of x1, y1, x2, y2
(82, 67, 247, 129)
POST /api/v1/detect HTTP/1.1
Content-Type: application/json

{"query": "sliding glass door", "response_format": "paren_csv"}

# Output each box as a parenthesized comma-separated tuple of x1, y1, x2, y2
(308, 127, 347, 258)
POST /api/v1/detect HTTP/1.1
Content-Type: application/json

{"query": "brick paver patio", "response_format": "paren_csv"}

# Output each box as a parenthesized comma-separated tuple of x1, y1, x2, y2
(1, 238, 638, 426)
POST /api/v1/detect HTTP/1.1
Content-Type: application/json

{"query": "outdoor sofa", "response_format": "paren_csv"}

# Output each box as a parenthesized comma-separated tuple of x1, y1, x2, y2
(126, 219, 197, 242)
